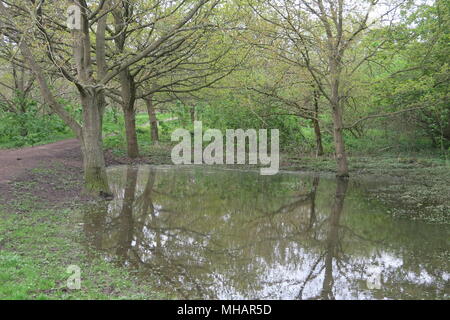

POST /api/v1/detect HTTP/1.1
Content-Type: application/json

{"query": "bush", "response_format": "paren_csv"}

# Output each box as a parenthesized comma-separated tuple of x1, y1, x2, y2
(0, 99, 70, 148)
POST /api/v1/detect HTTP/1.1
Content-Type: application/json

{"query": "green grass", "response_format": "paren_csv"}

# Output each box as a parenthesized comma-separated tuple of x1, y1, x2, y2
(103, 111, 178, 158)
(0, 205, 169, 300)
(136, 112, 174, 124)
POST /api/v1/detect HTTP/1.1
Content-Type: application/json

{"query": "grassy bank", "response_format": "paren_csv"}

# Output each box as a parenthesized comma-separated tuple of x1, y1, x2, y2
(0, 203, 167, 300)
(0, 156, 168, 300)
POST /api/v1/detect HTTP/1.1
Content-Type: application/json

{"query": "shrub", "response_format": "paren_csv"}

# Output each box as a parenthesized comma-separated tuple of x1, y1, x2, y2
(0, 99, 70, 148)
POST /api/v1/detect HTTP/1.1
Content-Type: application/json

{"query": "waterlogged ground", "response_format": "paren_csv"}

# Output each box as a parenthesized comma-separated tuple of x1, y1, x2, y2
(83, 165, 450, 300)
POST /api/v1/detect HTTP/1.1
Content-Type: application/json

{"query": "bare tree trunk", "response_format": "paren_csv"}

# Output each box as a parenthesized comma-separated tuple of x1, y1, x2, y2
(123, 103, 139, 158)
(190, 105, 196, 123)
(313, 120, 323, 157)
(443, 122, 450, 144)
(144, 95, 159, 143)
(312, 90, 324, 157)
(120, 70, 139, 158)
(112, 3, 140, 159)
(331, 106, 349, 177)
(80, 92, 109, 193)
(330, 59, 349, 177)
(12, 64, 29, 136)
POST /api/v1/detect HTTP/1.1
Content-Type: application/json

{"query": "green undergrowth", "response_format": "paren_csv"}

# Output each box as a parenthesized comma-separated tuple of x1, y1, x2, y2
(0, 204, 170, 300)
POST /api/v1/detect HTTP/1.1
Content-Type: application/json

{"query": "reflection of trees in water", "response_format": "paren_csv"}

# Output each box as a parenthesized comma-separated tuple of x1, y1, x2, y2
(297, 178, 348, 300)
(84, 166, 449, 300)
(85, 167, 218, 298)
(116, 166, 137, 263)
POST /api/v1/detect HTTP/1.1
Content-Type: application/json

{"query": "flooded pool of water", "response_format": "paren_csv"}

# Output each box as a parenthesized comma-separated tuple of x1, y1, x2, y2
(83, 165, 449, 299)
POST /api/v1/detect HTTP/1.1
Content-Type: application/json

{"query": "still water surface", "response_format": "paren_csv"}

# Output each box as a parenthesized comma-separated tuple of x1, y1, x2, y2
(83, 165, 449, 299)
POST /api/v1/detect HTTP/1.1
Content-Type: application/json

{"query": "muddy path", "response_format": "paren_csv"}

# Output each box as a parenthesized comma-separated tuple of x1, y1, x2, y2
(0, 139, 82, 184)
(0, 139, 125, 208)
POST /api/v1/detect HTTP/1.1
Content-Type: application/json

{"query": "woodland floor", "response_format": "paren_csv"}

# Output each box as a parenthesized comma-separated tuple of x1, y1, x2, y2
(0, 140, 169, 299)
(1, 139, 103, 207)
(0, 139, 156, 206)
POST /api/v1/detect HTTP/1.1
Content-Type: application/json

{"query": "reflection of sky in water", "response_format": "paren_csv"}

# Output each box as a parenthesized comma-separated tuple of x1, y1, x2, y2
(203, 248, 448, 300)
(83, 165, 450, 300)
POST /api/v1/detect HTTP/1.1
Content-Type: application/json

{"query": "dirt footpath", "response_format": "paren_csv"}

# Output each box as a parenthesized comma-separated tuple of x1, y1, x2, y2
(0, 139, 82, 184)
(0, 139, 136, 208)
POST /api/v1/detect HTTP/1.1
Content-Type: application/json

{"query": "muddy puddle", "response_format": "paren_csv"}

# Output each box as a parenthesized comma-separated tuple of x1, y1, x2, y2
(83, 165, 449, 299)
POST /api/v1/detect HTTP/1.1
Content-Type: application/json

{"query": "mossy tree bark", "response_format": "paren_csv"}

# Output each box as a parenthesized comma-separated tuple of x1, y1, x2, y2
(79, 91, 109, 193)
(73, 1, 110, 194)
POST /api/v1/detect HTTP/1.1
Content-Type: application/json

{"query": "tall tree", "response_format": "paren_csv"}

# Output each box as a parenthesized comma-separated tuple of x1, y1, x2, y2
(250, 0, 407, 176)
(107, 0, 240, 155)
(0, 0, 212, 193)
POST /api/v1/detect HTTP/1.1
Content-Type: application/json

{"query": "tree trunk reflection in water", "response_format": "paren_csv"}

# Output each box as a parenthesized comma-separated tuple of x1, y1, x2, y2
(84, 169, 354, 299)
(297, 177, 349, 300)
(320, 178, 349, 300)
(308, 176, 320, 231)
(134, 169, 161, 256)
(116, 166, 138, 264)
(83, 203, 108, 260)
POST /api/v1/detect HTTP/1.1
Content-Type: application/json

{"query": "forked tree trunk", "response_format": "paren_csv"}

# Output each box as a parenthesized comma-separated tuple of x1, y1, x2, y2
(144, 95, 159, 143)
(15, 27, 109, 194)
